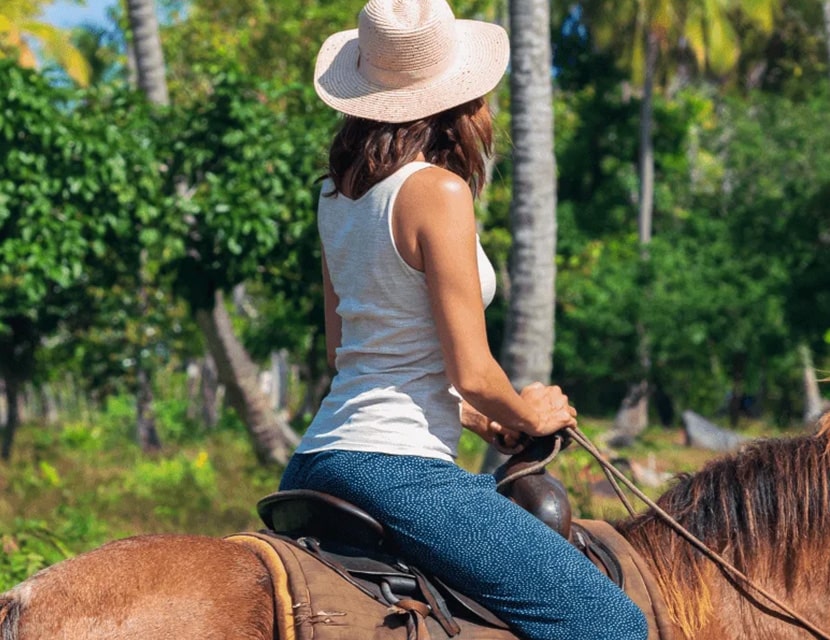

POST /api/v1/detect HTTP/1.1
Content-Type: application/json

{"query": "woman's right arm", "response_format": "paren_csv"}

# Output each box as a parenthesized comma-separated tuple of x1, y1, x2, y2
(394, 168, 576, 437)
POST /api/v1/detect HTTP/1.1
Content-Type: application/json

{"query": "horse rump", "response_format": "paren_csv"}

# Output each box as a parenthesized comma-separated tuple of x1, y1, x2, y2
(0, 596, 20, 640)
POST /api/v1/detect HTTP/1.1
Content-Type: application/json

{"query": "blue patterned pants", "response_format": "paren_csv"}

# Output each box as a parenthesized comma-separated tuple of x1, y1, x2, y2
(280, 450, 648, 640)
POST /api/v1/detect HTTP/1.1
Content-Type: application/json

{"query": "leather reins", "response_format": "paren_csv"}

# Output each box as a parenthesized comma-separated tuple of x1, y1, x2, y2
(498, 427, 830, 640)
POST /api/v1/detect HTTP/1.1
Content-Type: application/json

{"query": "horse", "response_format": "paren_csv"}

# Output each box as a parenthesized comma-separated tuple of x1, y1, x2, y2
(1, 413, 829, 640)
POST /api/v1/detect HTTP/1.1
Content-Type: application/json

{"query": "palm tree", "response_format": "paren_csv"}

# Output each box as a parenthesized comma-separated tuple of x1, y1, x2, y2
(125, 0, 295, 464)
(125, 0, 169, 105)
(501, 0, 556, 388)
(71, 24, 122, 87)
(481, 0, 557, 473)
(823, 1, 830, 81)
(123, 0, 169, 452)
(582, 0, 777, 442)
(0, 0, 90, 85)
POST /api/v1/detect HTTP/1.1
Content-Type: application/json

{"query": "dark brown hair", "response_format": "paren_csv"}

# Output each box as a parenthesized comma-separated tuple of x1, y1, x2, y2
(326, 97, 493, 200)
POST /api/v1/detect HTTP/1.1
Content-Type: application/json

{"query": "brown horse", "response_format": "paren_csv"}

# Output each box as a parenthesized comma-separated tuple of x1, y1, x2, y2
(2, 414, 829, 640)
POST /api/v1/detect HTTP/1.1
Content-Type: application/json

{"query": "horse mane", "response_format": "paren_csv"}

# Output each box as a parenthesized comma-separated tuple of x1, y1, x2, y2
(0, 596, 21, 640)
(616, 412, 830, 638)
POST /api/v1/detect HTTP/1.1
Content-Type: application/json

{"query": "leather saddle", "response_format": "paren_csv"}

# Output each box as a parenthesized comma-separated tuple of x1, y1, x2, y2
(258, 489, 511, 636)
(255, 436, 625, 638)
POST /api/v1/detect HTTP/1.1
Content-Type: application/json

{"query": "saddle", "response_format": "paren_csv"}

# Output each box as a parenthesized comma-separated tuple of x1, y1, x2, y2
(254, 490, 515, 640)
(248, 438, 675, 640)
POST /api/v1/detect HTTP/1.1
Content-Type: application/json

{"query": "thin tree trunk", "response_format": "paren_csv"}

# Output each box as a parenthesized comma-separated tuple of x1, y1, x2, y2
(823, 1, 830, 84)
(638, 29, 658, 248)
(125, 0, 169, 106)
(125, 0, 168, 451)
(482, 0, 556, 474)
(200, 354, 220, 428)
(0, 379, 6, 427)
(195, 290, 295, 465)
(801, 344, 826, 425)
(611, 28, 661, 444)
(186, 359, 200, 420)
(136, 366, 161, 451)
(1, 375, 20, 461)
(38, 384, 58, 425)
(135, 250, 162, 452)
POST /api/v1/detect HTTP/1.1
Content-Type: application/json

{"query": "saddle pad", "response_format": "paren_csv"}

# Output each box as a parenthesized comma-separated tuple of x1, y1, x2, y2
(227, 532, 522, 640)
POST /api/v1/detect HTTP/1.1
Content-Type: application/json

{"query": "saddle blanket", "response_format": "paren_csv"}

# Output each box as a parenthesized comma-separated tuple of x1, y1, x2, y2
(227, 531, 520, 640)
(227, 523, 675, 640)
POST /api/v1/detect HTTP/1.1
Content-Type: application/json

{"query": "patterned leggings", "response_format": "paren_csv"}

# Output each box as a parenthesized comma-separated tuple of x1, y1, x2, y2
(279, 450, 648, 640)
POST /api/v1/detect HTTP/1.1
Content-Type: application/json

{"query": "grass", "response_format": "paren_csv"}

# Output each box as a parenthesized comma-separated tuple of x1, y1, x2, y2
(0, 404, 802, 590)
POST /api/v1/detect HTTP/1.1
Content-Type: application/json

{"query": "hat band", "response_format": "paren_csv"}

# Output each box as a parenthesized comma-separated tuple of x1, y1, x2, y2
(357, 45, 457, 90)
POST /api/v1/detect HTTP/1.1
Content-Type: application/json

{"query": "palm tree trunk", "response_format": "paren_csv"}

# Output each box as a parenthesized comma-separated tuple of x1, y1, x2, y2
(482, 0, 556, 474)
(500, 0, 557, 388)
(823, 1, 830, 83)
(125, 0, 168, 451)
(638, 29, 658, 248)
(125, 0, 169, 106)
(195, 291, 296, 465)
(1, 375, 20, 461)
(612, 28, 660, 443)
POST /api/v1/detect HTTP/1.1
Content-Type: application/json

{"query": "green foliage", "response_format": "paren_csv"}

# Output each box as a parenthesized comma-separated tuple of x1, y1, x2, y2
(163, 73, 332, 315)
(0, 60, 179, 409)
(551, 78, 830, 419)
(704, 90, 830, 346)
(0, 404, 279, 590)
(1, 519, 76, 589)
(0, 63, 87, 320)
(160, 0, 498, 99)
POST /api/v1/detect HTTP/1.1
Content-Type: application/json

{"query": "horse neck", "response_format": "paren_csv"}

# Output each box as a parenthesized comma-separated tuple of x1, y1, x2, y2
(617, 429, 830, 640)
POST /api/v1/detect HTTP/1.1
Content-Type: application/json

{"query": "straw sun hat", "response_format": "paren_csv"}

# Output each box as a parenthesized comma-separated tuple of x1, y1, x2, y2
(313, 0, 509, 123)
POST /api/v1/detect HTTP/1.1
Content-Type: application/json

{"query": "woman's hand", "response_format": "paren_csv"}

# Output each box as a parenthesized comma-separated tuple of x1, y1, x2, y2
(460, 399, 524, 447)
(520, 382, 578, 437)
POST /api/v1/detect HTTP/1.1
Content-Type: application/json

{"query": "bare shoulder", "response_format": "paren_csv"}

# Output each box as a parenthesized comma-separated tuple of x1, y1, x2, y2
(396, 166, 474, 228)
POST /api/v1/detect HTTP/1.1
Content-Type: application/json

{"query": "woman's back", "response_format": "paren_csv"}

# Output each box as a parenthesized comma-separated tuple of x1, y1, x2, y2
(297, 162, 495, 461)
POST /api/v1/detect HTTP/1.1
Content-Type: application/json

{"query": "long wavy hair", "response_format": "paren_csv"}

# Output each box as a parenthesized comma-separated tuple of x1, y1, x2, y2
(326, 97, 493, 200)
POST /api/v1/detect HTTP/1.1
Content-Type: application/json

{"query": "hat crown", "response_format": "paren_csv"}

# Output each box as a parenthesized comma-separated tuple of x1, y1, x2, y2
(358, 0, 456, 73)
(313, 0, 509, 123)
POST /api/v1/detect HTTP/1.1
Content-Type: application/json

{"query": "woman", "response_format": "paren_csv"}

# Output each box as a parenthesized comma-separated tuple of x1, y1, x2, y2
(280, 1, 648, 638)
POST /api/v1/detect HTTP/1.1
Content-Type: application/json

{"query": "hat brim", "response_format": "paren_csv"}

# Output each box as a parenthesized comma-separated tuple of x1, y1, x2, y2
(314, 21, 509, 123)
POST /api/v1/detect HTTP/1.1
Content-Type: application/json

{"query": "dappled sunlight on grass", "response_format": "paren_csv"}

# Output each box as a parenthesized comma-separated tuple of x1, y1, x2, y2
(0, 410, 801, 589)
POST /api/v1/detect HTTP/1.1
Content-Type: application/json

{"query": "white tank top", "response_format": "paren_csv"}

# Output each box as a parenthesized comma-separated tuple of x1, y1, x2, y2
(295, 162, 497, 461)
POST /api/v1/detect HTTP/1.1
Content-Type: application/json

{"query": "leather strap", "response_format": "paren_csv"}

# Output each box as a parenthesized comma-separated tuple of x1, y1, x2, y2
(389, 599, 432, 640)
(412, 567, 461, 636)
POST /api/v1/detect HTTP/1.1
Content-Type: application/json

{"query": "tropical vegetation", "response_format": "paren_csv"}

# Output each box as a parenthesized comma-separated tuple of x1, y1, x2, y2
(1, 0, 828, 587)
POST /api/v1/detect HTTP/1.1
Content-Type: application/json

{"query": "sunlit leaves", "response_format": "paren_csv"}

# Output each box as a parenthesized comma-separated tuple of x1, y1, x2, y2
(0, 0, 91, 86)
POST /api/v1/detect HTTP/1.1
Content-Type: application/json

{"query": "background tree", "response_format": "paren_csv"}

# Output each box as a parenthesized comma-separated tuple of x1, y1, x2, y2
(124, 0, 302, 463)
(124, 0, 169, 451)
(580, 0, 778, 440)
(824, 0, 830, 78)
(481, 0, 557, 473)
(159, 74, 331, 464)
(0, 63, 167, 458)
